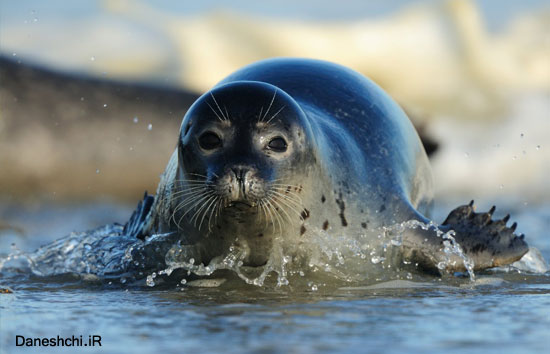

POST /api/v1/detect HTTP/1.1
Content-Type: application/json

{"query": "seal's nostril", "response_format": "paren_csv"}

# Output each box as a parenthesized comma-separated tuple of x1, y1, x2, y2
(231, 167, 248, 183)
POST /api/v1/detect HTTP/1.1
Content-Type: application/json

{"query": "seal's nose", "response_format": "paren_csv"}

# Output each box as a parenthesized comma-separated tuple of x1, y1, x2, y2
(230, 166, 250, 200)
(232, 167, 246, 184)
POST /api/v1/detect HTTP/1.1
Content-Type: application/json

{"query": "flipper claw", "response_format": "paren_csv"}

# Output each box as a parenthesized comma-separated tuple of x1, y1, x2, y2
(440, 202, 529, 270)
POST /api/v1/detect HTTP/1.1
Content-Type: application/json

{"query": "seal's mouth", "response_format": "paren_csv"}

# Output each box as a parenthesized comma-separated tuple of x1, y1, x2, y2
(227, 201, 254, 211)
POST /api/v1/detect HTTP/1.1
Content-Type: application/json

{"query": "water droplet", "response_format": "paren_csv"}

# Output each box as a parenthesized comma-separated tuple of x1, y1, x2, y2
(103, 103, 107, 108)
(180, 279, 187, 285)
(520, 133, 524, 138)
(95, 169, 100, 174)
(536, 145, 541, 150)
(120, 277, 127, 284)
(464, 152, 469, 158)
(499, 184, 504, 190)
(80, 97, 84, 101)
(90, 56, 95, 61)
(299, 271, 305, 276)
(147, 123, 152, 131)
(390, 236, 402, 246)
(133, 117, 139, 123)
(371, 256, 385, 264)
(189, 258, 195, 264)
(12, 52, 16, 57)
(33, 18, 38, 22)
(129, 146, 134, 151)
(522, 150, 526, 155)
(512, 155, 517, 160)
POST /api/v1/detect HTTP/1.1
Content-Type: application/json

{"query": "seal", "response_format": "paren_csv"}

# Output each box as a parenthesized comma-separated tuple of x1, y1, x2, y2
(125, 58, 528, 273)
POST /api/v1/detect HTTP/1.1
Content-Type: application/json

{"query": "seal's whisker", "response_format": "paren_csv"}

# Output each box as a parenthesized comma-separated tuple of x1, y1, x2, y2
(179, 191, 215, 216)
(270, 183, 302, 190)
(171, 185, 209, 193)
(198, 195, 219, 231)
(173, 189, 209, 204)
(257, 106, 264, 123)
(170, 181, 211, 190)
(269, 197, 295, 226)
(224, 106, 230, 121)
(173, 190, 211, 215)
(193, 195, 217, 229)
(264, 198, 284, 235)
(269, 193, 304, 211)
(171, 190, 212, 228)
(261, 199, 277, 233)
(182, 173, 209, 179)
(270, 183, 302, 189)
(206, 101, 224, 123)
(214, 196, 225, 225)
(171, 178, 208, 183)
(169, 180, 210, 187)
(258, 200, 270, 229)
(210, 92, 229, 121)
(264, 105, 286, 125)
(269, 191, 304, 219)
(270, 190, 304, 207)
(269, 188, 304, 204)
(177, 192, 215, 227)
(170, 188, 206, 217)
(170, 183, 210, 189)
(171, 190, 210, 199)
(261, 89, 277, 122)
(207, 196, 221, 232)
(190, 194, 214, 225)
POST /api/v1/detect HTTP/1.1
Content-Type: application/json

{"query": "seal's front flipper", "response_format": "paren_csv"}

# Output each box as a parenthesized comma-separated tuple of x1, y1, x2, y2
(440, 201, 528, 270)
(123, 192, 155, 240)
(402, 201, 529, 273)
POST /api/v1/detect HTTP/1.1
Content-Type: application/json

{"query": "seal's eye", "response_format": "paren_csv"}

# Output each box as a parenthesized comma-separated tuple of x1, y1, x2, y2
(267, 137, 287, 152)
(199, 132, 222, 150)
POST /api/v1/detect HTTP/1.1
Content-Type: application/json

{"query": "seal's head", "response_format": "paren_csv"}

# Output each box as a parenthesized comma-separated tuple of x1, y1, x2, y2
(171, 81, 316, 265)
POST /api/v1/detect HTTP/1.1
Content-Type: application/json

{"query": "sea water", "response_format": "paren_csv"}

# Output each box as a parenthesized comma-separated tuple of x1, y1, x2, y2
(1, 196, 549, 354)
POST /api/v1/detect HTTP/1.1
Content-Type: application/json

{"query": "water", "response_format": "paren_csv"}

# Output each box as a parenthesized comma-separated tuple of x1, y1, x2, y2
(1, 199, 549, 354)
(1, 267, 549, 353)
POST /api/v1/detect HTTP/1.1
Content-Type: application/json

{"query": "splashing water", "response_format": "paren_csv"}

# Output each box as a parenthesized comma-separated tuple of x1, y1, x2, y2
(2, 219, 526, 288)
(145, 219, 478, 287)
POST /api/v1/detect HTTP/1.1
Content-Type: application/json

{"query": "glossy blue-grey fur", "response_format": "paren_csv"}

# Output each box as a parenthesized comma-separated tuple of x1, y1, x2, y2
(219, 58, 433, 221)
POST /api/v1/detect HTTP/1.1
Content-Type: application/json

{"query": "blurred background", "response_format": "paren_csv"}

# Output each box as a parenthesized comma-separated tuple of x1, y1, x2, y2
(0, 0, 549, 253)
